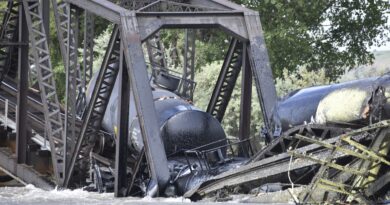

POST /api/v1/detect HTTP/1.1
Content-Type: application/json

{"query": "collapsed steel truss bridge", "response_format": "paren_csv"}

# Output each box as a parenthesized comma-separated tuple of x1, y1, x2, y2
(0, 0, 277, 197)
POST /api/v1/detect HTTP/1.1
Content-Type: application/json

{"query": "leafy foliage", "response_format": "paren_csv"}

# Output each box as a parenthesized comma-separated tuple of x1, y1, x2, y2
(91, 25, 113, 72)
(193, 61, 262, 137)
(276, 67, 331, 97)
(160, 29, 230, 70)
(233, 0, 390, 79)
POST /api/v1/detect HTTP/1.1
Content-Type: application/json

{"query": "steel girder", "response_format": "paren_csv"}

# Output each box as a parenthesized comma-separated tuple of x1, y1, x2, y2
(83, 12, 95, 86)
(244, 14, 277, 128)
(64, 26, 121, 187)
(64, 5, 81, 179)
(108, 0, 169, 83)
(139, 3, 168, 81)
(64, 0, 249, 40)
(146, 32, 166, 79)
(22, 0, 65, 184)
(0, 147, 54, 189)
(293, 125, 390, 203)
(52, 0, 82, 86)
(52, 0, 84, 186)
(0, 0, 20, 84)
(52, 0, 69, 66)
(76, 11, 95, 116)
(207, 38, 243, 122)
(137, 0, 227, 12)
(185, 122, 366, 197)
(64, 0, 127, 24)
(52, 0, 94, 115)
(42, 0, 50, 40)
(238, 44, 252, 157)
(136, 12, 249, 41)
(120, 0, 158, 10)
(121, 1, 168, 84)
(179, 29, 196, 100)
(16, 2, 30, 165)
(16, 2, 29, 165)
(52, 0, 85, 117)
(120, 11, 170, 194)
(114, 44, 130, 197)
(63, 0, 170, 192)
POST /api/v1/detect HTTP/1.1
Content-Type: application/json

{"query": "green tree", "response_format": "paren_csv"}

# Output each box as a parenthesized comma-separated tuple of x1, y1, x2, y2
(193, 61, 262, 137)
(275, 67, 331, 97)
(233, 0, 389, 80)
(160, 29, 229, 70)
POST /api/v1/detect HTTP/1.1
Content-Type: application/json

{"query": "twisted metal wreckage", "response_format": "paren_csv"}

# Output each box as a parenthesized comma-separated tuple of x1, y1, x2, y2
(0, 0, 387, 204)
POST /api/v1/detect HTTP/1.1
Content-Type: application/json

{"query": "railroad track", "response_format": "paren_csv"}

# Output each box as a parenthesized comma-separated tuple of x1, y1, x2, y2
(0, 78, 84, 187)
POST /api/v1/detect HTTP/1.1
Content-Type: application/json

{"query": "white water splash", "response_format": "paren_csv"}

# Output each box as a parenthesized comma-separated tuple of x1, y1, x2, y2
(0, 185, 192, 205)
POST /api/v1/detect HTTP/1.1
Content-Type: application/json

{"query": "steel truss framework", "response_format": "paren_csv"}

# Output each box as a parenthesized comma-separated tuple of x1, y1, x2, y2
(0, 0, 277, 198)
(63, 0, 277, 196)
(23, 0, 66, 183)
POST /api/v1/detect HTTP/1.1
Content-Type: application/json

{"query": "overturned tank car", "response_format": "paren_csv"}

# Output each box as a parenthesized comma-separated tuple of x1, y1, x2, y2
(85, 69, 248, 195)
(83, 70, 390, 203)
(182, 74, 390, 204)
(272, 75, 390, 136)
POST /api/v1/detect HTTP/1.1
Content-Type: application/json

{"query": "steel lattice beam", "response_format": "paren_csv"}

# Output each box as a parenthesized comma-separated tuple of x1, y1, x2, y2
(128, 1, 169, 84)
(65, 0, 249, 40)
(64, 4, 80, 177)
(64, 26, 121, 187)
(0, 0, 20, 84)
(207, 38, 243, 122)
(22, 0, 65, 184)
(52, 0, 70, 69)
(138, 0, 225, 12)
(136, 12, 249, 41)
(75, 11, 95, 116)
(146, 32, 166, 78)
(83, 11, 94, 86)
(52, 0, 83, 92)
(121, 0, 157, 10)
(179, 29, 196, 100)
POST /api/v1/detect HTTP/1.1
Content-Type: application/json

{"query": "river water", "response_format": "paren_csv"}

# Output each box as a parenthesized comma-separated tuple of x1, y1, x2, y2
(0, 184, 310, 204)
(0, 185, 194, 205)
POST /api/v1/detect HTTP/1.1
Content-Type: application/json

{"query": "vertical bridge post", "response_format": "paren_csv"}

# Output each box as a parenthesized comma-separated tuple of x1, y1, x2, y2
(16, 4, 29, 164)
(120, 11, 170, 195)
(114, 43, 130, 197)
